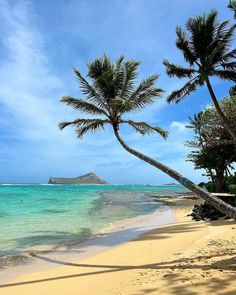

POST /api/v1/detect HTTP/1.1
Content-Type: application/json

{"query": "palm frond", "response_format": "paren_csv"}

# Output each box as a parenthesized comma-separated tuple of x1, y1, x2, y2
(87, 55, 114, 80)
(167, 77, 200, 103)
(117, 60, 141, 100)
(87, 55, 121, 102)
(76, 120, 109, 138)
(60, 96, 108, 116)
(216, 24, 236, 56)
(73, 67, 107, 110)
(116, 55, 125, 68)
(221, 61, 236, 71)
(213, 70, 236, 82)
(188, 112, 204, 128)
(58, 118, 109, 138)
(186, 10, 218, 57)
(228, 0, 236, 19)
(58, 119, 94, 130)
(86, 55, 139, 103)
(207, 21, 234, 64)
(124, 75, 163, 112)
(221, 48, 236, 63)
(163, 60, 196, 78)
(176, 27, 196, 65)
(113, 55, 127, 97)
(215, 20, 231, 40)
(121, 120, 168, 138)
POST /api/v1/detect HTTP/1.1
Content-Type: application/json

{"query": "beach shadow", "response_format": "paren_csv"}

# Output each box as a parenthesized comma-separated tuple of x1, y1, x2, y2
(132, 272, 236, 295)
(0, 253, 235, 290)
(0, 220, 235, 291)
(133, 222, 201, 241)
(33, 249, 236, 269)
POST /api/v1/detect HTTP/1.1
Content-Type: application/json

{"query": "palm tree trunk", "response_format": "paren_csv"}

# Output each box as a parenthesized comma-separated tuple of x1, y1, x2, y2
(205, 77, 236, 142)
(113, 126, 236, 219)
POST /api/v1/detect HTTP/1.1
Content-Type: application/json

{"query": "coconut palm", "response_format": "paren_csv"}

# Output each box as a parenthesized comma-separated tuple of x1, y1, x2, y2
(59, 55, 236, 219)
(163, 10, 236, 141)
(228, 0, 236, 19)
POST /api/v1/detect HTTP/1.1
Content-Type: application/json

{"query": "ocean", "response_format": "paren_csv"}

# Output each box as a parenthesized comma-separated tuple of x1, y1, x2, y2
(0, 184, 188, 264)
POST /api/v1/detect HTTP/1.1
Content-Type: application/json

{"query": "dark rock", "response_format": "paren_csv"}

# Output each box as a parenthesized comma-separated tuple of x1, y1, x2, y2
(189, 202, 226, 221)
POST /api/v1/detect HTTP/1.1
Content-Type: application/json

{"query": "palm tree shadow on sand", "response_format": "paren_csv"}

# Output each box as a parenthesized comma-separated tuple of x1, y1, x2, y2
(0, 219, 235, 294)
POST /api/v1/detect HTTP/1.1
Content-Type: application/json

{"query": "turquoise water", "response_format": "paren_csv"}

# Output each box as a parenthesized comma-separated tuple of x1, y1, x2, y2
(0, 184, 188, 262)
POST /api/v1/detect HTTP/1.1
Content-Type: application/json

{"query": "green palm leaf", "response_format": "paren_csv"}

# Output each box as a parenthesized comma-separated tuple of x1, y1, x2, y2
(121, 120, 168, 138)
(76, 120, 109, 138)
(176, 27, 196, 65)
(59, 118, 109, 138)
(163, 60, 196, 78)
(221, 61, 236, 71)
(60, 96, 108, 116)
(167, 77, 200, 103)
(125, 75, 163, 112)
(221, 48, 236, 63)
(73, 67, 108, 110)
(213, 70, 236, 82)
(118, 60, 141, 99)
(228, 0, 236, 19)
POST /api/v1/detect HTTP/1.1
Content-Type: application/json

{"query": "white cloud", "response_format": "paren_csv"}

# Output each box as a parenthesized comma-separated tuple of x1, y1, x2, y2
(170, 121, 188, 133)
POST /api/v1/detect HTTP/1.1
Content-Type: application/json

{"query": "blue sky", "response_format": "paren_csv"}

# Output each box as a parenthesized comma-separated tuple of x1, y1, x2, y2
(0, 0, 234, 184)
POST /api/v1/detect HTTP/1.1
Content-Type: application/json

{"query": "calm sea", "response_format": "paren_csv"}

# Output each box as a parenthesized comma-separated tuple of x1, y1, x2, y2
(0, 184, 188, 263)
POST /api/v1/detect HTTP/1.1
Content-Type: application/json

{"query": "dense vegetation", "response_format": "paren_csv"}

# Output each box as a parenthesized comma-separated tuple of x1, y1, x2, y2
(186, 93, 236, 193)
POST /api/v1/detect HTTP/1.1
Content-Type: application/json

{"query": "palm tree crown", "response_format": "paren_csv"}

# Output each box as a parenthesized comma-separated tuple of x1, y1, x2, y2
(59, 55, 167, 139)
(228, 0, 236, 19)
(163, 10, 236, 103)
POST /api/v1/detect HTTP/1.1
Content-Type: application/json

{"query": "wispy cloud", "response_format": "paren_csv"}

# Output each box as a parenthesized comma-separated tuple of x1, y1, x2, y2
(170, 121, 188, 133)
(0, 0, 229, 184)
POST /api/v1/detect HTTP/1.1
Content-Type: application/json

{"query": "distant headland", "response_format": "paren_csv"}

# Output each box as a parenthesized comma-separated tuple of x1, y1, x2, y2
(48, 172, 107, 184)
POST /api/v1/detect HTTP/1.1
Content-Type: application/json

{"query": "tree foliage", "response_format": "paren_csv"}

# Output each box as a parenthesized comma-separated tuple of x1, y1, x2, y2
(228, 0, 236, 19)
(59, 55, 167, 139)
(186, 94, 236, 192)
(163, 10, 236, 140)
(164, 10, 236, 103)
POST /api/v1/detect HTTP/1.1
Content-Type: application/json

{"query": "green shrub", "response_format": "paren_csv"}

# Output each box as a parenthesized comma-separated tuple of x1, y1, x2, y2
(229, 184, 236, 195)
(205, 182, 217, 193)
(226, 174, 236, 186)
(229, 184, 236, 206)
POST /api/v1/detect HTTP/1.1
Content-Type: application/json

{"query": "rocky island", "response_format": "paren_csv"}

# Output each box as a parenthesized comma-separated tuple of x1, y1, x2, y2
(48, 172, 107, 184)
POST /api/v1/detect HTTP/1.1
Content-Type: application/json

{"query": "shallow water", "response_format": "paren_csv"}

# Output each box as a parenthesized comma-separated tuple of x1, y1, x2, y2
(0, 184, 188, 262)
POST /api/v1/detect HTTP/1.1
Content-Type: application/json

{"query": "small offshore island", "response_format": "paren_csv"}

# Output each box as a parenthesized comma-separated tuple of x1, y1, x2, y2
(48, 172, 107, 184)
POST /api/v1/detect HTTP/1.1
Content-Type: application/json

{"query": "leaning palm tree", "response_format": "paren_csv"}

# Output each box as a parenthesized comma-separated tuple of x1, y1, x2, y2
(59, 55, 236, 219)
(228, 0, 236, 19)
(163, 10, 236, 141)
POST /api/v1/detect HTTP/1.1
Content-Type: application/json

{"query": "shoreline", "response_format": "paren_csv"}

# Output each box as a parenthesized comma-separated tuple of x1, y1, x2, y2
(1, 195, 235, 294)
(0, 201, 174, 284)
(0, 192, 194, 283)
(0, 184, 189, 268)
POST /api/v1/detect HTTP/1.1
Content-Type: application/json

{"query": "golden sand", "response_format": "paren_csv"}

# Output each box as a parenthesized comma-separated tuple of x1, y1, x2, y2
(0, 196, 235, 295)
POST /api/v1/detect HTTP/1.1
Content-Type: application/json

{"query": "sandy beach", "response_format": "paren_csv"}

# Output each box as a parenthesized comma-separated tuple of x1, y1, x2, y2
(0, 195, 235, 295)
